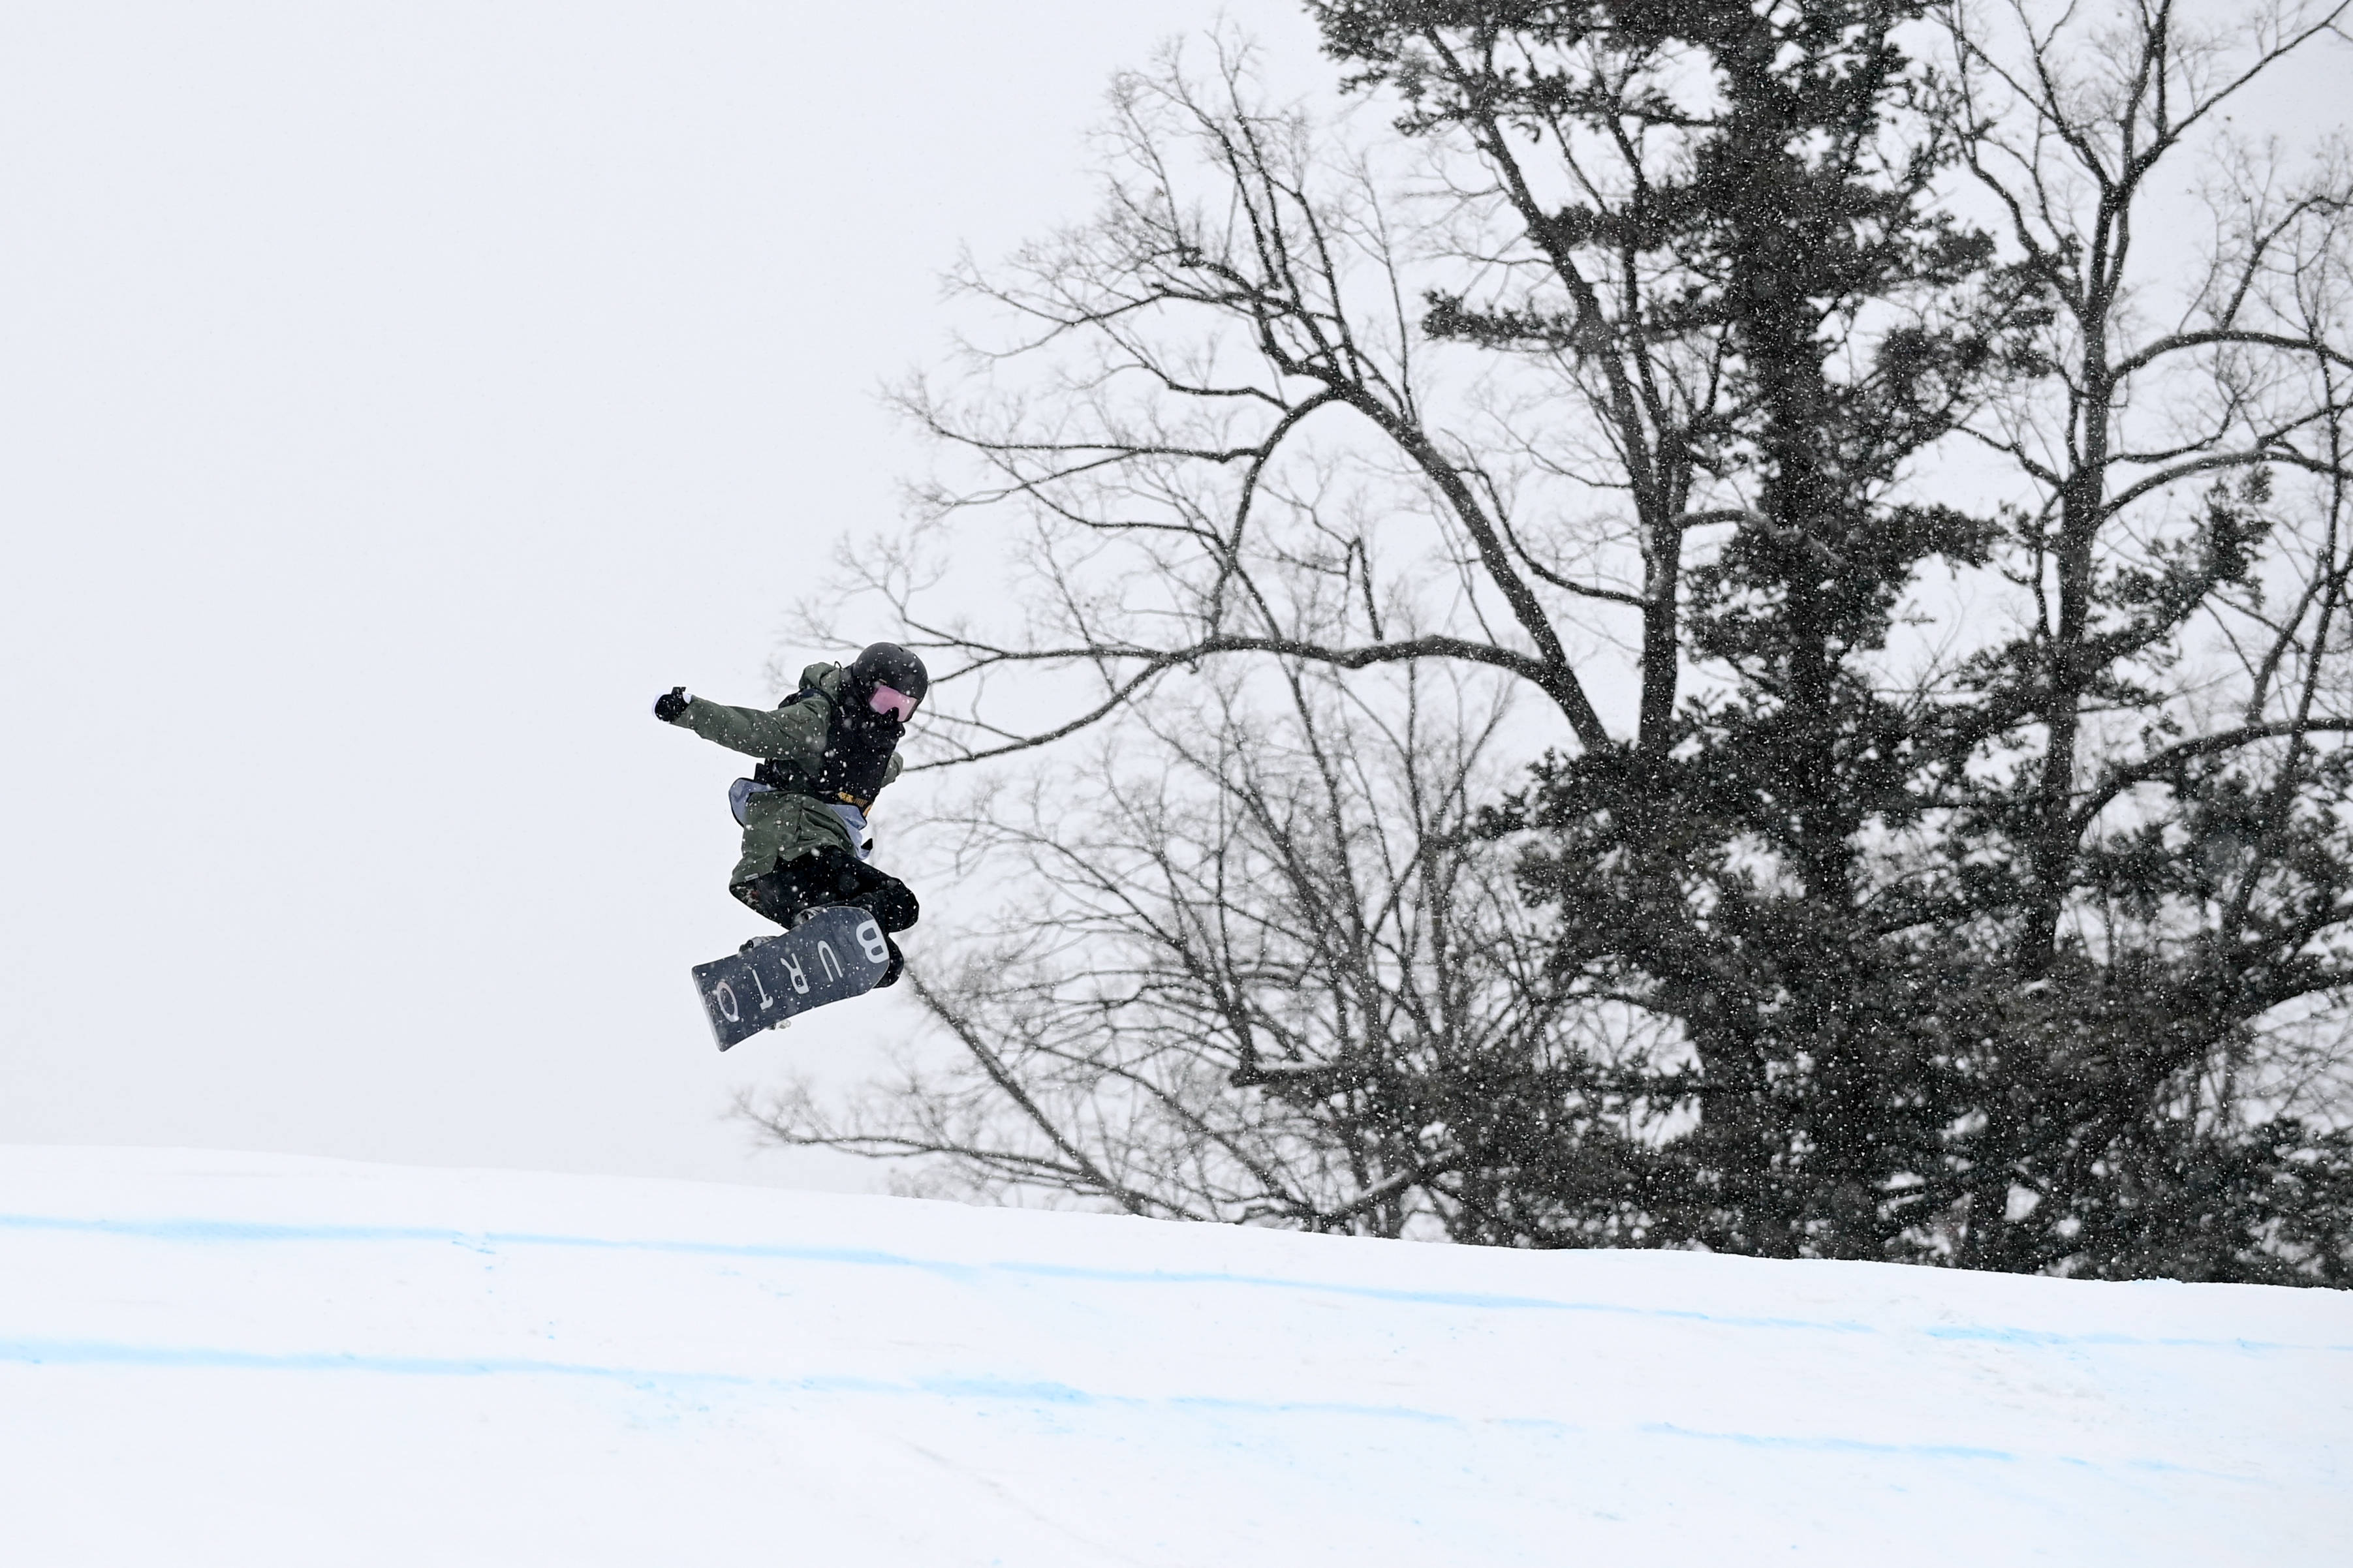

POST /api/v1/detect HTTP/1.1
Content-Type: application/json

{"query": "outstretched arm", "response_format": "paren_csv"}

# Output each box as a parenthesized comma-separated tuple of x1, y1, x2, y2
(657, 690, 829, 769)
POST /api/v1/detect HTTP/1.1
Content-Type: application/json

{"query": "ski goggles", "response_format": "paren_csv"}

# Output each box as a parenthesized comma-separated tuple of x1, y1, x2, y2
(868, 683, 919, 723)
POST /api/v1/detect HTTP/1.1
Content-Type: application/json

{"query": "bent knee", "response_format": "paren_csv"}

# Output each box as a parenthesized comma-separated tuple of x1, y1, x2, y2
(876, 881, 919, 932)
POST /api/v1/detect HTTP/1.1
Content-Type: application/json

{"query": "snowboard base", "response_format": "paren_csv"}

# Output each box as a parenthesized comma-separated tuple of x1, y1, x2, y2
(689, 906, 892, 1051)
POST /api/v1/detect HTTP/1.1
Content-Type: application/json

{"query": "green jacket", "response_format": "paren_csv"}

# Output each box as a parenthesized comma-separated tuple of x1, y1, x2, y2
(671, 662, 903, 885)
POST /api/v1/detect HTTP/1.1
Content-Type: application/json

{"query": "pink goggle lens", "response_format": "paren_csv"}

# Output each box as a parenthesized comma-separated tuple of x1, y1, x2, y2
(869, 684, 918, 722)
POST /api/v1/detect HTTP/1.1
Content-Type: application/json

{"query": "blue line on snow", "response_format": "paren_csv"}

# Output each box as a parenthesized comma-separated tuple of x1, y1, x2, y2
(3, 1211, 2347, 1353)
(0, 1336, 1512, 1421)
(1640, 1421, 2018, 1462)
(0, 1336, 2260, 1484)
(0, 1336, 752, 1386)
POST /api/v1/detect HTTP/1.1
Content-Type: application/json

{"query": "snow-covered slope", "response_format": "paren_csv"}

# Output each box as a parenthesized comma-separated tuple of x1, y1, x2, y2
(1, 1148, 2345, 1565)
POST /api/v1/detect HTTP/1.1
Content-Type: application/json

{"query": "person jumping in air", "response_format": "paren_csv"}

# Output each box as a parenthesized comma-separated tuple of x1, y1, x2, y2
(653, 643, 926, 989)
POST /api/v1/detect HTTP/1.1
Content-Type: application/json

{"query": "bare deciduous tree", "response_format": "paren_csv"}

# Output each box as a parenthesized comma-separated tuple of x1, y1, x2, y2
(766, 4, 2353, 1281)
(749, 664, 1653, 1236)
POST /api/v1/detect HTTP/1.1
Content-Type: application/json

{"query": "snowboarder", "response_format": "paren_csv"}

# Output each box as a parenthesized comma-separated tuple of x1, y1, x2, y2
(653, 643, 927, 990)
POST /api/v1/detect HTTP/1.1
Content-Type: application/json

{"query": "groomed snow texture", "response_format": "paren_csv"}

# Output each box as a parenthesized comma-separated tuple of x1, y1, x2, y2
(2, 1147, 2346, 1564)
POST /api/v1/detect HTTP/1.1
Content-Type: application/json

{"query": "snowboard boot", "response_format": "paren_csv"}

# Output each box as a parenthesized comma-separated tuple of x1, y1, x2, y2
(734, 899, 835, 955)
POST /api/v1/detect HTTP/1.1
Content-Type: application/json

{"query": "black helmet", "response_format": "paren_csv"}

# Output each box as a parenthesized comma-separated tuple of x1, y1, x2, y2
(846, 641, 929, 713)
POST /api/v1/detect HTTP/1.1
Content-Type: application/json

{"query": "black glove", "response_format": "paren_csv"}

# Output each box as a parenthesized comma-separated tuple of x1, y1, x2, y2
(653, 686, 691, 724)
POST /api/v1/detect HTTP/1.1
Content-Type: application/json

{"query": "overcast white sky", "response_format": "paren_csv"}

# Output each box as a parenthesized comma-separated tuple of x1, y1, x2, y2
(0, 1, 1321, 1190)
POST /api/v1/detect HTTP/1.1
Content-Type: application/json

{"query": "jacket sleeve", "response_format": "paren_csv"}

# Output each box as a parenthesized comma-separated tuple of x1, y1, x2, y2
(673, 696, 829, 770)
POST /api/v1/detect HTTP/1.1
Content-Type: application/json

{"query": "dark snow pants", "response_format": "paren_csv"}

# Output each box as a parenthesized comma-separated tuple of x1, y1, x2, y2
(731, 845, 920, 935)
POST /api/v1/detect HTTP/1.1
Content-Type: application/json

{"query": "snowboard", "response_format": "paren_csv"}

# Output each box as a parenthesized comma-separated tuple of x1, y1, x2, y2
(689, 906, 892, 1051)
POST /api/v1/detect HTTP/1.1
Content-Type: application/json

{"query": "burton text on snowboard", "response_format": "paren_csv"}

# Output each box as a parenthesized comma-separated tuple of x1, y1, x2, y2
(690, 906, 891, 1051)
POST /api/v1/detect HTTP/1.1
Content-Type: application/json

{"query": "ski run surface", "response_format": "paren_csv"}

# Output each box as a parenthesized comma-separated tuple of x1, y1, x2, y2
(1, 1146, 2345, 1565)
